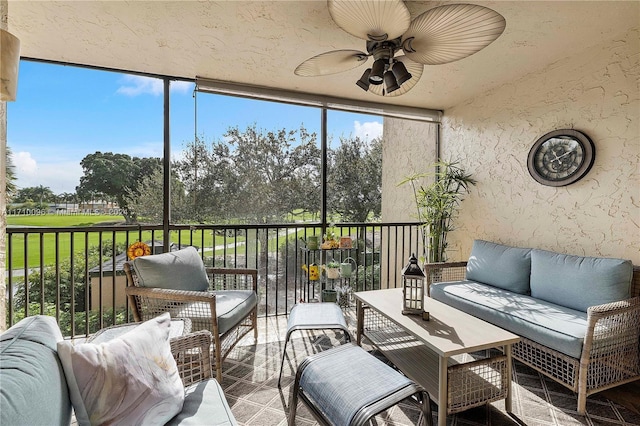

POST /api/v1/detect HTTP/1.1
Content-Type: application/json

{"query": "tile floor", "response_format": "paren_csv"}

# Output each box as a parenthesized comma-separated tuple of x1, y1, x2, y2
(221, 310, 640, 426)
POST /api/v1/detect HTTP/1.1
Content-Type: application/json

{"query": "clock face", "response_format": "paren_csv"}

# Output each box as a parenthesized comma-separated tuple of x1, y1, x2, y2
(527, 130, 595, 187)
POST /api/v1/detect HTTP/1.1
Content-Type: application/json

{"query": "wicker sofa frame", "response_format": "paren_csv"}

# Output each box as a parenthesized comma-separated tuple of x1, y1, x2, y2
(124, 263, 258, 382)
(425, 263, 640, 415)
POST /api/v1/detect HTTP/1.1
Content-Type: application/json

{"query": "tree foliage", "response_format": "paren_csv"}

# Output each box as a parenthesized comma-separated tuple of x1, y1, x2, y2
(401, 160, 476, 263)
(125, 167, 188, 223)
(76, 152, 161, 223)
(327, 136, 382, 222)
(5, 146, 17, 202)
(175, 124, 322, 224)
(13, 185, 56, 204)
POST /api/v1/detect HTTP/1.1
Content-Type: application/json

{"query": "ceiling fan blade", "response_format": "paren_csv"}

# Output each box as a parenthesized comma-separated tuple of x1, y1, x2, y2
(402, 4, 506, 65)
(295, 50, 369, 77)
(328, 0, 410, 42)
(367, 56, 423, 97)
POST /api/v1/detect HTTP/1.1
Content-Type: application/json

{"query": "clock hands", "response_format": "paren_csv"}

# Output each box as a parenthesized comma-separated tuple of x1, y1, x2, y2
(551, 149, 574, 165)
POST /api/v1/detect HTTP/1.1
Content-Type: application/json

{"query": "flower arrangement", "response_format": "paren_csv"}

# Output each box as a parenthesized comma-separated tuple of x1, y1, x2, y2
(127, 241, 151, 260)
(321, 227, 340, 249)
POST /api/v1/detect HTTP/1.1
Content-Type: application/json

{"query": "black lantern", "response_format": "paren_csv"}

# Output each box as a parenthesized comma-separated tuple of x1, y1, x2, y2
(402, 253, 427, 319)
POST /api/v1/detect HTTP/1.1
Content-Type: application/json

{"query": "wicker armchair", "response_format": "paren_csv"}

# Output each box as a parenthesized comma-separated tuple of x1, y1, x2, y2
(425, 262, 640, 414)
(124, 248, 258, 382)
(170, 330, 215, 387)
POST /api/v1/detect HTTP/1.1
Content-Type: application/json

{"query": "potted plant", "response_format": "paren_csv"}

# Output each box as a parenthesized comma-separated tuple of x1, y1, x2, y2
(323, 260, 341, 279)
(400, 160, 476, 263)
(321, 227, 340, 249)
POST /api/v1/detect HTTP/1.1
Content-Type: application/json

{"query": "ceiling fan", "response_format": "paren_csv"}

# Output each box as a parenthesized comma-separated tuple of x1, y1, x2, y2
(294, 0, 506, 97)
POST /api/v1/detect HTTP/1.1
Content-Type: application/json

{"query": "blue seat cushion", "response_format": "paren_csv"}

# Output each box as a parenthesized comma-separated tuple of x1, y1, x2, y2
(430, 281, 587, 359)
(173, 290, 257, 335)
(530, 249, 633, 312)
(0, 316, 72, 426)
(166, 379, 237, 426)
(287, 302, 348, 331)
(466, 240, 532, 294)
(300, 344, 415, 426)
(132, 246, 209, 292)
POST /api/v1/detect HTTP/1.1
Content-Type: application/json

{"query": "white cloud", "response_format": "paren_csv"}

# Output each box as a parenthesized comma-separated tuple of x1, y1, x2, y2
(116, 75, 193, 97)
(13, 151, 38, 177)
(12, 151, 82, 194)
(125, 141, 164, 159)
(353, 120, 383, 142)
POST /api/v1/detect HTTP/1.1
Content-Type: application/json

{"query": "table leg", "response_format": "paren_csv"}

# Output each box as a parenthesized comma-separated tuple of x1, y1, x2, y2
(438, 356, 448, 426)
(505, 343, 513, 413)
(356, 299, 363, 346)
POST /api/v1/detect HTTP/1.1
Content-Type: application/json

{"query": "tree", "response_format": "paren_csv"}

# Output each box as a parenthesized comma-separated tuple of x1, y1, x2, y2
(57, 192, 77, 210)
(76, 152, 162, 223)
(13, 185, 56, 204)
(125, 167, 188, 223)
(223, 124, 321, 223)
(175, 125, 321, 223)
(174, 136, 238, 222)
(5, 146, 17, 203)
(327, 136, 382, 222)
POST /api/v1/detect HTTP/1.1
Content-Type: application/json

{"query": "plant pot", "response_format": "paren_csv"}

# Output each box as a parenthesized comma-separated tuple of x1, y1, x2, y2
(322, 289, 337, 303)
(326, 268, 340, 279)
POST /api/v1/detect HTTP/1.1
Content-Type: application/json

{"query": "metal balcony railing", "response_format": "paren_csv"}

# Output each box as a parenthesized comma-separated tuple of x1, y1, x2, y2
(5, 222, 423, 338)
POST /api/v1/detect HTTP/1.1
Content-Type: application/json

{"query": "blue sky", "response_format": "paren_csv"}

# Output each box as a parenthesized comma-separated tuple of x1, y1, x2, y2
(7, 61, 383, 194)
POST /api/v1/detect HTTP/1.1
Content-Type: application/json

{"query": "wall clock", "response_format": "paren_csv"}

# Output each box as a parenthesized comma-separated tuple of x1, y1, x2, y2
(527, 129, 595, 187)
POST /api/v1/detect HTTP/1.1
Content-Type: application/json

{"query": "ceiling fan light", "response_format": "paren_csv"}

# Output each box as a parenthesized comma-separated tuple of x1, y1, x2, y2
(369, 58, 386, 85)
(392, 61, 412, 86)
(356, 68, 372, 91)
(383, 71, 400, 93)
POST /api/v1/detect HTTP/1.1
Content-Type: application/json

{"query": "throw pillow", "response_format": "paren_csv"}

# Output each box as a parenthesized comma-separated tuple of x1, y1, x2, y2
(57, 313, 184, 426)
(131, 246, 209, 292)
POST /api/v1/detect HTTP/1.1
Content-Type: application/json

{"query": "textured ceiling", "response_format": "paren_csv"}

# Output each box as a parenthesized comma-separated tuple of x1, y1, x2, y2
(6, 1, 640, 111)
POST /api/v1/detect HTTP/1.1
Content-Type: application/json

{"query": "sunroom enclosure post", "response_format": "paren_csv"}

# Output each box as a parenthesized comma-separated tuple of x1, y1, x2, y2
(0, 0, 9, 332)
(163, 78, 171, 252)
(320, 107, 327, 237)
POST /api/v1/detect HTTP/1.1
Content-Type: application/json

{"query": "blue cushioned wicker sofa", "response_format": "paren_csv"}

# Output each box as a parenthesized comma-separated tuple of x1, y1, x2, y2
(425, 240, 640, 415)
(0, 315, 237, 425)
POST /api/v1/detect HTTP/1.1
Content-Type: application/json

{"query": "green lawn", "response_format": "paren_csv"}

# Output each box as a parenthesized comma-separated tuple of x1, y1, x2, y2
(6, 214, 357, 269)
(6, 215, 226, 269)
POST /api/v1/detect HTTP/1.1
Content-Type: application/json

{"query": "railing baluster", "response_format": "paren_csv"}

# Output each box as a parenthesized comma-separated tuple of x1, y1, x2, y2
(5, 222, 421, 334)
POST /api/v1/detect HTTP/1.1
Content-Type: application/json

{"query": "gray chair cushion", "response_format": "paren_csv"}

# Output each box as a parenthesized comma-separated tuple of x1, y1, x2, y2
(0, 316, 72, 426)
(173, 290, 258, 335)
(530, 249, 633, 312)
(299, 344, 415, 426)
(132, 246, 209, 292)
(431, 280, 587, 359)
(466, 240, 532, 294)
(166, 379, 237, 426)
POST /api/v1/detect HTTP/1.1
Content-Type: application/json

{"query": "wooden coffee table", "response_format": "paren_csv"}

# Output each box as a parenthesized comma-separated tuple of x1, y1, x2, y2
(355, 288, 519, 426)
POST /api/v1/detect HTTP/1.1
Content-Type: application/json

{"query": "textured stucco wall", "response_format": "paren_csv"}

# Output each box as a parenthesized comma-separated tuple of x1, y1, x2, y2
(381, 118, 438, 287)
(381, 118, 438, 222)
(440, 27, 639, 264)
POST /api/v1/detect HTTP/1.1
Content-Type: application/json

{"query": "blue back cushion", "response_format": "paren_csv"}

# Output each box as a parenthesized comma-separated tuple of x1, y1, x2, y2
(1, 316, 72, 426)
(530, 249, 633, 312)
(466, 240, 532, 294)
(132, 246, 209, 292)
